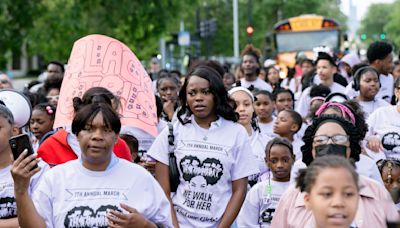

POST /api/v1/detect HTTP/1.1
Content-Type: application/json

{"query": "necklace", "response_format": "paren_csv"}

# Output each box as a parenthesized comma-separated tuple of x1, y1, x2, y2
(265, 171, 272, 199)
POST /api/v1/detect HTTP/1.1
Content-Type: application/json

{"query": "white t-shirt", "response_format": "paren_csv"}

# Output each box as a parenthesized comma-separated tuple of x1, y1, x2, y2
(258, 117, 276, 139)
(296, 82, 346, 117)
(345, 73, 394, 103)
(148, 115, 259, 228)
(357, 98, 389, 119)
(291, 137, 304, 162)
(290, 155, 384, 185)
(367, 105, 400, 160)
(0, 161, 48, 219)
(249, 130, 271, 182)
(32, 157, 172, 228)
(120, 126, 156, 154)
(240, 78, 273, 92)
(237, 179, 290, 227)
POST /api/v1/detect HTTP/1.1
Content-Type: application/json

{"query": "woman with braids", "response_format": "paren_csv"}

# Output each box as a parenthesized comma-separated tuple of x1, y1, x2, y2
(229, 86, 271, 185)
(272, 115, 398, 227)
(148, 66, 259, 227)
(377, 159, 400, 209)
(156, 70, 181, 122)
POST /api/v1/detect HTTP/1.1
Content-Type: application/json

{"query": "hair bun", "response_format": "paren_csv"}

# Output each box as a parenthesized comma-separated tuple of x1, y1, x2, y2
(72, 97, 83, 112)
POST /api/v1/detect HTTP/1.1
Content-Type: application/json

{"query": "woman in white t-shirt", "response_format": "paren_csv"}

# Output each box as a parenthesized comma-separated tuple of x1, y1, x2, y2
(237, 137, 294, 227)
(352, 66, 389, 118)
(11, 103, 172, 228)
(366, 77, 400, 161)
(228, 86, 271, 185)
(0, 105, 48, 227)
(149, 66, 259, 228)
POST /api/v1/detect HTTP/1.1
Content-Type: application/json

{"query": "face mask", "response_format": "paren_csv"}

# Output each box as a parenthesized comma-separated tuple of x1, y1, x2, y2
(315, 144, 348, 158)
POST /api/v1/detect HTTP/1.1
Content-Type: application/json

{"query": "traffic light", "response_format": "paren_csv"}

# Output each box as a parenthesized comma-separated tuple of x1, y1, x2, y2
(246, 25, 254, 37)
(380, 33, 386, 39)
(360, 34, 367, 40)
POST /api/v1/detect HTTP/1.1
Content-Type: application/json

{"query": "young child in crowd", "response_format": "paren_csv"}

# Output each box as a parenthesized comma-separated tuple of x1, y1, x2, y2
(377, 159, 400, 209)
(272, 88, 294, 114)
(119, 134, 140, 163)
(254, 90, 276, 138)
(296, 156, 359, 228)
(229, 86, 271, 185)
(273, 109, 303, 160)
(29, 103, 56, 152)
(237, 137, 294, 227)
(353, 66, 389, 118)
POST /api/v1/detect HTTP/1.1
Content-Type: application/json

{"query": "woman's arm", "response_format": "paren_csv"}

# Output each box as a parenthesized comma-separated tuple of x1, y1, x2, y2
(155, 161, 179, 228)
(11, 150, 46, 228)
(218, 178, 247, 228)
(0, 218, 19, 228)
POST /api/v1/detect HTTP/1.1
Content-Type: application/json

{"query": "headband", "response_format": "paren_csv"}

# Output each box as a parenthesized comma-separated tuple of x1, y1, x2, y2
(310, 96, 325, 105)
(315, 102, 356, 126)
(228, 86, 255, 102)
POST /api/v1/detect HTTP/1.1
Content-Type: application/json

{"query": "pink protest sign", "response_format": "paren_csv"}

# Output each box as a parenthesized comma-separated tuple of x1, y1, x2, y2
(53, 34, 157, 136)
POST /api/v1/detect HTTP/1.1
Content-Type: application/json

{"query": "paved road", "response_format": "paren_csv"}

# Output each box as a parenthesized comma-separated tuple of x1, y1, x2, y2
(11, 78, 34, 92)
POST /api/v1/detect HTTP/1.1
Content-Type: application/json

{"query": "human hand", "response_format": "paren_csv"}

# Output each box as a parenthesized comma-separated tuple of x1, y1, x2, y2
(107, 203, 156, 228)
(162, 97, 176, 119)
(367, 135, 383, 153)
(10, 150, 41, 195)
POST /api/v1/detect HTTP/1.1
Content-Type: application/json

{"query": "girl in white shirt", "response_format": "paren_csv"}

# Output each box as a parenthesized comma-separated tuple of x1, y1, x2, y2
(149, 66, 259, 228)
(352, 66, 389, 118)
(254, 90, 276, 138)
(229, 87, 271, 185)
(237, 137, 294, 227)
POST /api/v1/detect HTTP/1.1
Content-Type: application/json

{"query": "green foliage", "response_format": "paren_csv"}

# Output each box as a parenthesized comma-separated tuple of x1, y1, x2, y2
(27, 0, 182, 63)
(385, 0, 400, 49)
(358, 3, 392, 43)
(0, 0, 39, 68)
(1, 0, 347, 69)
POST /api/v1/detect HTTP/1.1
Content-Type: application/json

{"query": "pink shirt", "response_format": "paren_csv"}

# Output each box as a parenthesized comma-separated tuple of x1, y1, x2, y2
(271, 176, 399, 228)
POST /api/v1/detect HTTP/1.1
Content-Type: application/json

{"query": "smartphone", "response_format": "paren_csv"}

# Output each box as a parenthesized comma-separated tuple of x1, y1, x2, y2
(9, 134, 38, 169)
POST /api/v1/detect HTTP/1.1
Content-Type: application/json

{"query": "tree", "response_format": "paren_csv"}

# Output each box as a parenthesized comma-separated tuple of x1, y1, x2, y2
(27, 0, 183, 64)
(358, 3, 392, 43)
(0, 0, 39, 68)
(385, 0, 400, 50)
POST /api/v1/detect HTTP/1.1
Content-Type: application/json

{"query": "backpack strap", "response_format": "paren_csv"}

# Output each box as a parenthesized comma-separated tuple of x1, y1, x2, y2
(167, 122, 175, 154)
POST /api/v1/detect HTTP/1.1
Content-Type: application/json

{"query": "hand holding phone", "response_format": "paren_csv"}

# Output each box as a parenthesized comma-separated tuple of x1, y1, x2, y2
(9, 134, 38, 169)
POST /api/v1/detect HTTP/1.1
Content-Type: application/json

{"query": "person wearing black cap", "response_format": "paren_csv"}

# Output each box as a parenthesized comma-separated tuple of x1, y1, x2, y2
(296, 52, 346, 118)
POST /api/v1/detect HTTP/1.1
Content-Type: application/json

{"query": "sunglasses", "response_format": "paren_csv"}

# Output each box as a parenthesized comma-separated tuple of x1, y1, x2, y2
(0, 80, 10, 84)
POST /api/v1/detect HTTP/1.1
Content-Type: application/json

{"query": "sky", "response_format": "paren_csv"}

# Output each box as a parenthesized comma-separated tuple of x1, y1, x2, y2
(340, 0, 395, 20)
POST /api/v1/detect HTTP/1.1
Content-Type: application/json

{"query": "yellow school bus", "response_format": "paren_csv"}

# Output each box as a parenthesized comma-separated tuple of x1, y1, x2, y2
(268, 14, 343, 74)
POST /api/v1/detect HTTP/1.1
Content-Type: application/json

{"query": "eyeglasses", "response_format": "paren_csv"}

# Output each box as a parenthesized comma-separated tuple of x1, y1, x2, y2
(46, 95, 59, 100)
(0, 80, 10, 84)
(313, 134, 349, 145)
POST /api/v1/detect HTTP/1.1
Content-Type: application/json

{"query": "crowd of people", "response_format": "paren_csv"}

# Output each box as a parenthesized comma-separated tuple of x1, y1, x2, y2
(0, 39, 400, 228)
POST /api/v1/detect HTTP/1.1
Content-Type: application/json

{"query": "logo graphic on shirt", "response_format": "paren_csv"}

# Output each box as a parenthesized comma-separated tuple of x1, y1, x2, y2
(64, 205, 121, 228)
(382, 132, 400, 153)
(0, 197, 16, 219)
(179, 155, 224, 186)
(260, 208, 275, 223)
